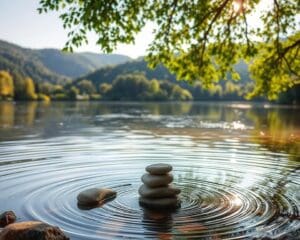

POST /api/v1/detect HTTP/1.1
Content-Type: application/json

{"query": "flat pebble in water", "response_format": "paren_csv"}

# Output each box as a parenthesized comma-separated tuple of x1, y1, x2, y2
(77, 188, 116, 206)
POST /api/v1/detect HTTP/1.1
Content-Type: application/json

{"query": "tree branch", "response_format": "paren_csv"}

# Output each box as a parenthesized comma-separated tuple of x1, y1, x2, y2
(198, 0, 231, 63)
(274, 0, 281, 55)
(164, 0, 178, 46)
(270, 39, 300, 77)
(242, 6, 252, 54)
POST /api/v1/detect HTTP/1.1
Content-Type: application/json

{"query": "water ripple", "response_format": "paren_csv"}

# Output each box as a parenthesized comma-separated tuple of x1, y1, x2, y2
(0, 130, 299, 239)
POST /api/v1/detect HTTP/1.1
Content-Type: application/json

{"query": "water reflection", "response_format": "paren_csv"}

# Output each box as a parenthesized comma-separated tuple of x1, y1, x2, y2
(0, 101, 52, 140)
(0, 102, 14, 128)
(247, 108, 300, 162)
(1, 102, 299, 142)
(0, 102, 299, 239)
(142, 209, 174, 238)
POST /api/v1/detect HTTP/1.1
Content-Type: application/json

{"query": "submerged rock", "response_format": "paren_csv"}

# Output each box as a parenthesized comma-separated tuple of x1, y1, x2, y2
(139, 184, 181, 198)
(77, 188, 116, 206)
(146, 163, 173, 175)
(141, 173, 173, 187)
(0, 221, 69, 240)
(0, 211, 16, 227)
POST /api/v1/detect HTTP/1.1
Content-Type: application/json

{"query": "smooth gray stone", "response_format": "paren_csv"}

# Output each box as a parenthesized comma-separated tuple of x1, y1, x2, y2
(139, 184, 181, 198)
(77, 188, 116, 206)
(141, 173, 173, 187)
(146, 163, 172, 175)
(139, 197, 181, 209)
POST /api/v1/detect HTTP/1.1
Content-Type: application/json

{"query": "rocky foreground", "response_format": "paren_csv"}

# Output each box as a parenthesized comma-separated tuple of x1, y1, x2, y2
(0, 163, 180, 239)
(0, 220, 69, 240)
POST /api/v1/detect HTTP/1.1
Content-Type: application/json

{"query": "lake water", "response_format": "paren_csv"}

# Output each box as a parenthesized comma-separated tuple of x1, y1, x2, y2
(0, 101, 299, 239)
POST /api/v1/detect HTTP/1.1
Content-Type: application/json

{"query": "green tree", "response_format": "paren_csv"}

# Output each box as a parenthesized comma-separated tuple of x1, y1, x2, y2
(0, 71, 14, 100)
(38, 0, 299, 99)
(77, 80, 95, 95)
(24, 77, 37, 100)
(99, 83, 112, 95)
(12, 72, 26, 100)
(39, 82, 55, 95)
(37, 93, 51, 102)
(110, 73, 151, 100)
(69, 86, 79, 100)
(149, 79, 160, 93)
(209, 85, 223, 99)
(171, 85, 193, 101)
(53, 84, 64, 94)
(224, 81, 243, 99)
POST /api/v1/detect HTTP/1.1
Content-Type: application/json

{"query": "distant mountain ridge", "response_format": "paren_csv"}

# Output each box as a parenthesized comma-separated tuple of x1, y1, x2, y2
(35, 49, 131, 78)
(0, 39, 131, 83)
(0, 40, 67, 84)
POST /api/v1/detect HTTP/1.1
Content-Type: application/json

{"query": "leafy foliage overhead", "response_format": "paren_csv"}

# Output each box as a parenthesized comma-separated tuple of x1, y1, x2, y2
(38, 0, 299, 99)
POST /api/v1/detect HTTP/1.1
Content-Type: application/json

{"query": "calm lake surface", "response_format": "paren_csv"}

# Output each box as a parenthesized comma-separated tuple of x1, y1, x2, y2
(0, 101, 299, 239)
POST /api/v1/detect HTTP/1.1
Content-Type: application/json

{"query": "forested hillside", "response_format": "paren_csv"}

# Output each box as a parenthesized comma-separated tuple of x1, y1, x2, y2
(80, 59, 252, 86)
(0, 40, 67, 84)
(0, 40, 131, 81)
(78, 59, 299, 104)
(0, 40, 298, 104)
(76, 59, 253, 101)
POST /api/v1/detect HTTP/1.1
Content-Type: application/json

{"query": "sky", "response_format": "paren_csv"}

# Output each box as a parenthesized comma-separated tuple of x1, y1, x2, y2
(0, 0, 153, 58)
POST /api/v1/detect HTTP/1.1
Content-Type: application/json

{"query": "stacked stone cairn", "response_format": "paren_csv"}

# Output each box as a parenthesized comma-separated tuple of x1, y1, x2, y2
(139, 163, 181, 209)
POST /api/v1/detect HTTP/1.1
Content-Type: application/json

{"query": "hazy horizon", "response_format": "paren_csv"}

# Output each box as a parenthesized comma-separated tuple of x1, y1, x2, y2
(0, 38, 141, 58)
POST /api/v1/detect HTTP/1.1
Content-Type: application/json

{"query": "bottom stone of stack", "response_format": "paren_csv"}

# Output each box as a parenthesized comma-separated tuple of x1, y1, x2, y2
(139, 184, 181, 198)
(139, 197, 181, 209)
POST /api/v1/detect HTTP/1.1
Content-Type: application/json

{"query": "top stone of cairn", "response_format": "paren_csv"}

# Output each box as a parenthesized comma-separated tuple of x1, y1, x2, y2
(146, 163, 172, 175)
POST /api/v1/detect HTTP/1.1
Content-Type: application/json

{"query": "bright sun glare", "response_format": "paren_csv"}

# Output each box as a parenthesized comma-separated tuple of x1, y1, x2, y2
(232, 0, 242, 13)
